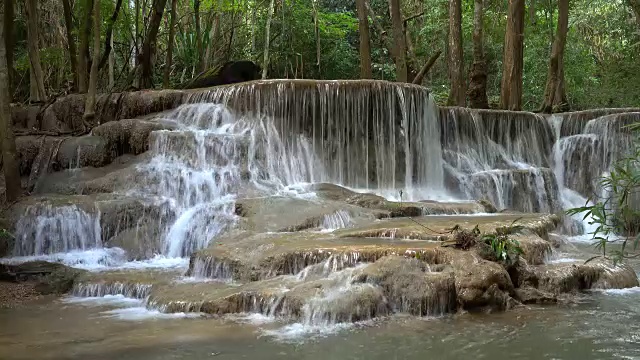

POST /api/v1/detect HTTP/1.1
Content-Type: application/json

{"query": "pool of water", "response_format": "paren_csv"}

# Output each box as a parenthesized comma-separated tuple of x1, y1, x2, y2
(2, 286, 640, 360)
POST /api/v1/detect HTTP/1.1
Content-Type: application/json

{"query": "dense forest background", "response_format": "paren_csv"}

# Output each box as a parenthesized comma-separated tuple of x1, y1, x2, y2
(3, 0, 640, 111)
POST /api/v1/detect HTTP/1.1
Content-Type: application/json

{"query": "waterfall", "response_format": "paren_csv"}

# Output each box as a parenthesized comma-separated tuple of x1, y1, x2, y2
(13, 204, 102, 256)
(5, 80, 637, 268)
(440, 107, 559, 212)
(550, 112, 640, 236)
(189, 80, 445, 198)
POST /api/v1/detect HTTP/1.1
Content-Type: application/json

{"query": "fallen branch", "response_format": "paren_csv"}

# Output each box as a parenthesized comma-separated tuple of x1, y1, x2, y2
(403, 11, 424, 23)
(412, 50, 442, 85)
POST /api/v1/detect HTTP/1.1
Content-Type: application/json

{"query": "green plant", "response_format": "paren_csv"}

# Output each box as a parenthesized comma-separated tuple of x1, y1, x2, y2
(481, 233, 524, 265)
(443, 218, 524, 264)
(566, 122, 640, 264)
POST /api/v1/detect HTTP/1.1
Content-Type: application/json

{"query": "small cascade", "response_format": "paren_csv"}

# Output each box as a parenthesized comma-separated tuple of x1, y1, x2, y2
(12, 204, 102, 256)
(440, 107, 559, 212)
(71, 282, 153, 299)
(319, 210, 353, 232)
(551, 112, 639, 235)
(139, 103, 326, 258)
(295, 265, 387, 327)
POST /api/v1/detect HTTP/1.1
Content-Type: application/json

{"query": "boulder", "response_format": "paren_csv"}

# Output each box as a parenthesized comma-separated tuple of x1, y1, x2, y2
(447, 250, 516, 311)
(106, 218, 164, 260)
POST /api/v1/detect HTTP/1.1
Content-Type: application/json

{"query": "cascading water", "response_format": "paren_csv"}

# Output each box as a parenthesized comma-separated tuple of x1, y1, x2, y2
(550, 112, 639, 237)
(440, 107, 559, 212)
(189, 80, 446, 200)
(138, 103, 326, 258)
(12, 204, 102, 256)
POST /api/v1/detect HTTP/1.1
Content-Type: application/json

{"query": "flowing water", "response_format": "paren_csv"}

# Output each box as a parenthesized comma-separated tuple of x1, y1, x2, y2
(2, 81, 640, 358)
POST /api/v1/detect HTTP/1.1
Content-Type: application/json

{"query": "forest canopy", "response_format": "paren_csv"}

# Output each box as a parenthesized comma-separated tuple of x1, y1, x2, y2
(3, 0, 640, 111)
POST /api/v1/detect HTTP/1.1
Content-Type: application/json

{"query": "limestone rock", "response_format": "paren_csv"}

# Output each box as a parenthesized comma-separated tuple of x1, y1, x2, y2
(533, 260, 639, 294)
(106, 218, 164, 260)
(354, 256, 457, 316)
(514, 287, 557, 304)
(0, 261, 87, 295)
(448, 250, 515, 311)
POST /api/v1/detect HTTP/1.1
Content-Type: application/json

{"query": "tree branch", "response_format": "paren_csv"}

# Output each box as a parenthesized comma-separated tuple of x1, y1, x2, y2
(412, 50, 442, 85)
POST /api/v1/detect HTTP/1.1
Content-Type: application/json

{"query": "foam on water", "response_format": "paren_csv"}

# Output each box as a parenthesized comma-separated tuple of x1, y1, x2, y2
(0, 248, 127, 270)
(599, 287, 640, 295)
(100, 307, 202, 321)
(63, 294, 144, 307)
(261, 322, 355, 343)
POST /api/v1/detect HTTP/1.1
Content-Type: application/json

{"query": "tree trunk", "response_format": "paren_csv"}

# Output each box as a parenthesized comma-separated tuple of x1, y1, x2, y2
(262, 0, 276, 79)
(163, 0, 178, 88)
(250, 4, 257, 54)
(412, 50, 442, 85)
(3, 0, 13, 96)
(225, 0, 237, 64)
(83, 0, 100, 123)
(78, 0, 93, 93)
(356, 0, 373, 78)
(388, 0, 407, 82)
(540, 0, 569, 113)
(98, 0, 123, 70)
(203, 11, 220, 70)
(140, 0, 169, 89)
(467, 0, 489, 108)
(629, 0, 640, 29)
(312, 0, 321, 73)
(0, 4, 21, 201)
(108, 35, 115, 88)
(194, 0, 203, 72)
(25, 0, 46, 102)
(61, 0, 78, 90)
(500, 0, 525, 110)
(447, 0, 465, 106)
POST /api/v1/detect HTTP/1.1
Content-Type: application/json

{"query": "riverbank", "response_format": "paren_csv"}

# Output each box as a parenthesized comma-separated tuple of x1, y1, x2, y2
(0, 281, 43, 309)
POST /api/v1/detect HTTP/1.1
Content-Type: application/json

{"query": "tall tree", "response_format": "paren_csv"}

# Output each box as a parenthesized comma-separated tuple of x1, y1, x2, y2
(500, 0, 525, 110)
(203, 4, 221, 71)
(447, 0, 465, 106)
(629, 0, 640, 29)
(78, 0, 93, 93)
(388, 0, 407, 82)
(83, 0, 100, 123)
(0, 3, 21, 202)
(98, 0, 124, 70)
(262, 0, 275, 79)
(140, 0, 169, 88)
(3, 0, 13, 95)
(540, 0, 569, 113)
(468, 0, 489, 108)
(356, 0, 373, 78)
(25, 0, 47, 102)
(194, 0, 203, 72)
(164, 0, 179, 88)
(62, 0, 78, 90)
